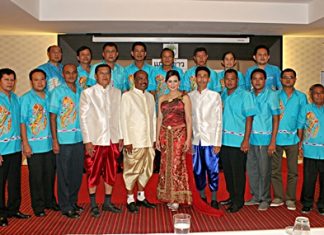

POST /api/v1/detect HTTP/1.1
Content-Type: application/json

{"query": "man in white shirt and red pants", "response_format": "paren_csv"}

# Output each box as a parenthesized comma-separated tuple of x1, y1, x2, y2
(80, 64, 123, 218)
(120, 70, 156, 213)
(189, 66, 223, 209)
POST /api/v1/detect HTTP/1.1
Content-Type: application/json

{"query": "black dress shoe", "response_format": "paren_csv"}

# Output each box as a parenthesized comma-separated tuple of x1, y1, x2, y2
(46, 204, 60, 211)
(102, 203, 122, 213)
(229, 206, 241, 213)
(211, 200, 219, 209)
(318, 208, 324, 215)
(90, 207, 100, 218)
(301, 206, 312, 214)
(35, 211, 46, 217)
(8, 211, 31, 219)
(62, 210, 80, 219)
(127, 202, 139, 213)
(0, 217, 8, 227)
(201, 197, 207, 203)
(220, 198, 232, 206)
(136, 199, 156, 208)
(73, 204, 84, 213)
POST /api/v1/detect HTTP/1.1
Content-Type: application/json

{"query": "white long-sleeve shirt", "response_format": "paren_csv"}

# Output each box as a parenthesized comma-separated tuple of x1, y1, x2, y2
(120, 88, 156, 148)
(79, 84, 121, 145)
(189, 88, 222, 147)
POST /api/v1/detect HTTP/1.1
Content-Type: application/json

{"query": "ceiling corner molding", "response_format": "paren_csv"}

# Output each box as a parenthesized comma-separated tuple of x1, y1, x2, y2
(10, 0, 40, 19)
(308, 0, 324, 23)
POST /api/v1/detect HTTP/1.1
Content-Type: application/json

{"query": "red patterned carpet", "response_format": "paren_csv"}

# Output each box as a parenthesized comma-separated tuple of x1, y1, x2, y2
(1, 161, 324, 234)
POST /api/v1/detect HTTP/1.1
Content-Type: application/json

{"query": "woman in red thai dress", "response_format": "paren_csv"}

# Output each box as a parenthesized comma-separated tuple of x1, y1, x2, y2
(156, 70, 192, 211)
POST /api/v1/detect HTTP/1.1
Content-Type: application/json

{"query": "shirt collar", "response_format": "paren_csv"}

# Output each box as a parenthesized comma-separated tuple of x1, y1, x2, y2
(94, 83, 111, 92)
(134, 87, 145, 95)
(197, 88, 209, 95)
(31, 89, 47, 100)
(0, 91, 11, 98)
(253, 87, 267, 97)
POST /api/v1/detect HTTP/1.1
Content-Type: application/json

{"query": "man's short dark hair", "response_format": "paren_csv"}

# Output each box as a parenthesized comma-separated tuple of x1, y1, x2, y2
(95, 64, 111, 74)
(251, 68, 267, 80)
(132, 42, 147, 52)
(281, 68, 296, 78)
(76, 46, 92, 57)
(253, 45, 270, 55)
(47, 45, 62, 53)
(102, 42, 118, 52)
(160, 48, 174, 58)
(195, 66, 210, 77)
(29, 68, 46, 81)
(63, 63, 77, 71)
(193, 47, 208, 56)
(309, 83, 324, 94)
(0, 68, 16, 80)
(134, 70, 148, 79)
(224, 68, 238, 78)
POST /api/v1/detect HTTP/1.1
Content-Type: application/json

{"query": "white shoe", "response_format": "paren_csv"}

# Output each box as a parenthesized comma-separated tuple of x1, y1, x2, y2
(286, 200, 296, 211)
(168, 203, 179, 211)
(270, 198, 284, 207)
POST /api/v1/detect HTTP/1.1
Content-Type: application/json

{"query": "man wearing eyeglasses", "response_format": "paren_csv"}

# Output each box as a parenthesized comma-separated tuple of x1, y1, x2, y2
(270, 68, 307, 211)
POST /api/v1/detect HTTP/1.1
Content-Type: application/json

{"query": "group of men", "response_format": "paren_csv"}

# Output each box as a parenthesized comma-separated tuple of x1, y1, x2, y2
(0, 41, 323, 227)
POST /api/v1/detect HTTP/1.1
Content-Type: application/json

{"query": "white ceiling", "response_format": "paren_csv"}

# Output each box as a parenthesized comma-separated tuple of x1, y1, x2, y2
(1, 0, 324, 35)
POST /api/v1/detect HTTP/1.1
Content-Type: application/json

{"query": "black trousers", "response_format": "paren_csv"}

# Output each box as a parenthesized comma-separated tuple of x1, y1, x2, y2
(56, 142, 84, 213)
(0, 152, 22, 217)
(301, 157, 324, 209)
(220, 145, 247, 208)
(27, 151, 56, 213)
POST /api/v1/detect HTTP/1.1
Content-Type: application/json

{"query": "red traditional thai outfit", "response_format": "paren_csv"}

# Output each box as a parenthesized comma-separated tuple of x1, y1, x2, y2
(157, 97, 192, 204)
(157, 96, 223, 217)
(84, 144, 120, 188)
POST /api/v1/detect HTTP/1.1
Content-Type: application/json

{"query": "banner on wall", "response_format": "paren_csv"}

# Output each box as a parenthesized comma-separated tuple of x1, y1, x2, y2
(152, 58, 188, 73)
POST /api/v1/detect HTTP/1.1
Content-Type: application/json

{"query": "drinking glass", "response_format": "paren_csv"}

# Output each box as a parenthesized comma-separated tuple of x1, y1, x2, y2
(173, 213, 191, 234)
(292, 216, 311, 235)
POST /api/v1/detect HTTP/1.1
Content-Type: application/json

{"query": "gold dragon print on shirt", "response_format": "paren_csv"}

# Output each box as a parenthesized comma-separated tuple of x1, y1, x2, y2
(305, 111, 319, 140)
(29, 103, 47, 136)
(190, 76, 197, 91)
(279, 100, 285, 120)
(60, 97, 76, 128)
(78, 76, 87, 90)
(0, 105, 11, 137)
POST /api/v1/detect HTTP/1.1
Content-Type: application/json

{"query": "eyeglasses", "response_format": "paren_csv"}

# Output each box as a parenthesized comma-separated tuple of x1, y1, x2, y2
(196, 75, 209, 78)
(282, 76, 296, 80)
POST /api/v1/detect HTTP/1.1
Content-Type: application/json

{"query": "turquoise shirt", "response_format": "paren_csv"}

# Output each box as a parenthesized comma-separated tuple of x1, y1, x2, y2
(276, 89, 307, 146)
(221, 87, 257, 147)
(0, 92, 21, 155)
(125, 62, 155, 90)
(217, 70, 245, 92)
(49, 83, 82, 144)
(180, 66, 221, 93)
(298, 103, 324, 160)
(147, 65, 184, 99)
(87, 61, 128, 92)
(20, 90, 52, 153)
(77, 65, 91, 90)
(245, 64, 282, 91)
(38, 62, 64, 93)
(250, 88, 280, 146)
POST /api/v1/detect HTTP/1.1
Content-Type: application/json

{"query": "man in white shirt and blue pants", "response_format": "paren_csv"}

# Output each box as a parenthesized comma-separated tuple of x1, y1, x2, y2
(189, 66, 223, 209)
